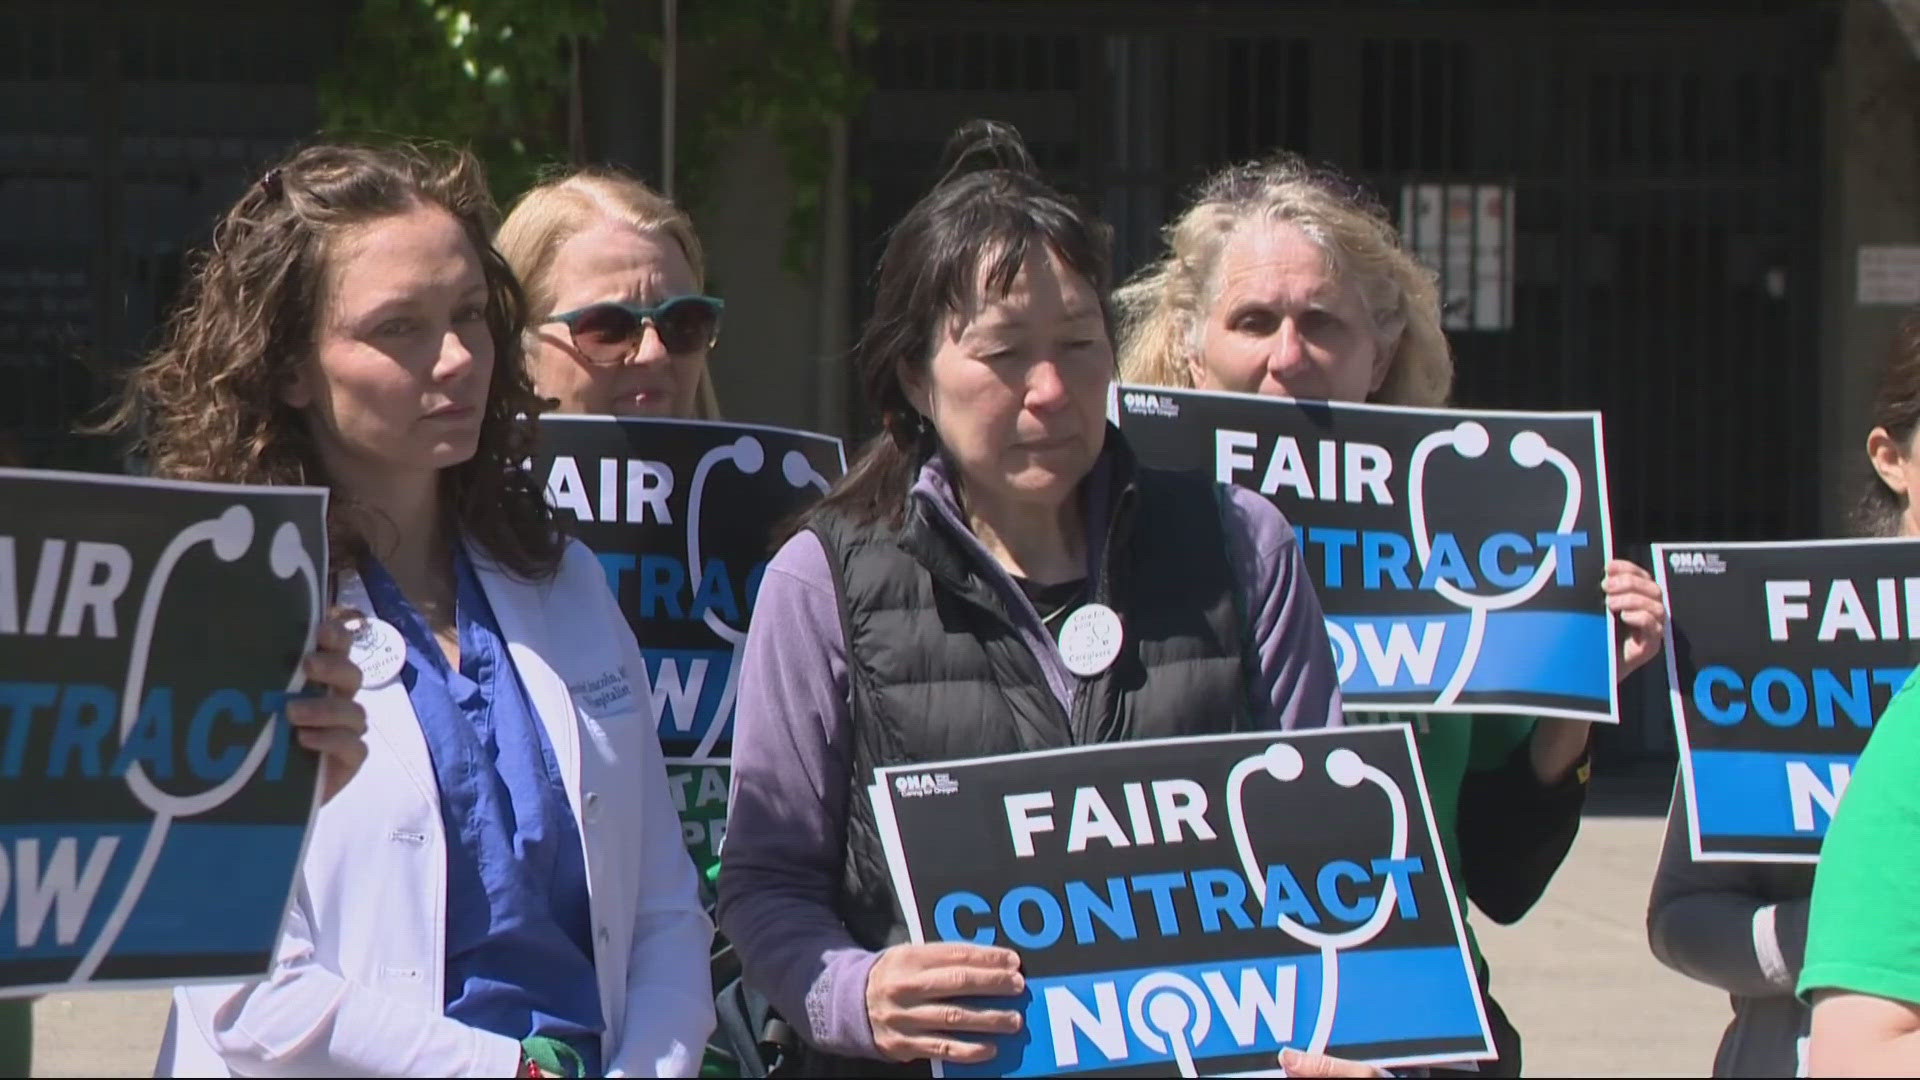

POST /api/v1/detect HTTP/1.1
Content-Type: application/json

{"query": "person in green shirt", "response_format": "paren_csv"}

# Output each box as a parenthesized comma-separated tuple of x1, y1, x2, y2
(1797, 317, 1920, 1075)
(1114, 151, 1668, 1076)
(1799, 667, 1920, 1073)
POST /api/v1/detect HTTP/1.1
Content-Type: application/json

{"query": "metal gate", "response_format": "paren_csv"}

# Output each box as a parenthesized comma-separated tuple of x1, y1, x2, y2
(0, 1, 344, 470)
(853, 0, 1835, 757)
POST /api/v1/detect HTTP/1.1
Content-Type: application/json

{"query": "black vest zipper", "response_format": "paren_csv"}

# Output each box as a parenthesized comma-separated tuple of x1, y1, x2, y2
(908, 471, 1140, 748)
(912, 513, 1077, 746)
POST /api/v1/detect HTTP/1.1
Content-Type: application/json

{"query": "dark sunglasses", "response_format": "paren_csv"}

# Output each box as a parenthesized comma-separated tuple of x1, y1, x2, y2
(545, 295, 725, 365)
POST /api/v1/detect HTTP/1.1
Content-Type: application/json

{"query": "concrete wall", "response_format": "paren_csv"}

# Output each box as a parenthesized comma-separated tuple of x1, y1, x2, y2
(694, 124, 836, 434)
(579, 2, 848, 439)
(1820, 0, 1920, 534)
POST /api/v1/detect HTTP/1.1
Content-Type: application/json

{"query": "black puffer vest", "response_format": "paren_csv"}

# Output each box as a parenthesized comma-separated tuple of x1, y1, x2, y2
(799, 439, 1254, 1076)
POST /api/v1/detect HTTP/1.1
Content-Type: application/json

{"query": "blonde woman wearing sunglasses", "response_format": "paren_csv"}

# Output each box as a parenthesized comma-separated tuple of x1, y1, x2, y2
(498, 169, 723, 420)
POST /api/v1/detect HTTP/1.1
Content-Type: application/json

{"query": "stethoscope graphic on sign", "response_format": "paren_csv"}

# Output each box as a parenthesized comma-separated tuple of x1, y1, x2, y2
(1126, 742, 1410, 1077)
(69, 506, 321, 984)
(1389, 420, 1582, 704)
(686, 436, 832, 760)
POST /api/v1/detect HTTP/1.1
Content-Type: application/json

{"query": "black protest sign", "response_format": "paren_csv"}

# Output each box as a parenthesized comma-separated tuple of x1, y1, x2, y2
(1655, 539, 1920, 863)
(0, 469, 328, 996)
(871, 727, 1492, 1077)
(532, 416, 844, 875)
(1117, 385, 1617, 721)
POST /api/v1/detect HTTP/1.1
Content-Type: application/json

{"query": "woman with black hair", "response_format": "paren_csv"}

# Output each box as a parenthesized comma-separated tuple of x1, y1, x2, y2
(715, 121, 1353, 1076)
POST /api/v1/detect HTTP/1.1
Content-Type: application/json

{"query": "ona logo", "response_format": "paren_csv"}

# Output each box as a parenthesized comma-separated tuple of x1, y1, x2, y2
(1120, 390, 1180, 418)
(892, 771, 959, 798)
(1667, 550, 1727, 574)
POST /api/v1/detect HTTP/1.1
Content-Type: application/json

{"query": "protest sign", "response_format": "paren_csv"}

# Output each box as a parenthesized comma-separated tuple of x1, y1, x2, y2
(1655, 539, 1920, 862)
(0, 469, 327, 997)
(532, 416, 844, 874)
(1116, 385, 1618, 722)
(870, 727, 1492, 1076)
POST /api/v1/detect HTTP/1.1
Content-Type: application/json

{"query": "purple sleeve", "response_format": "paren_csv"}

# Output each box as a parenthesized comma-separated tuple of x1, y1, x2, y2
(715, 530, 880, 1059)
(1220, 485, 1346, 730)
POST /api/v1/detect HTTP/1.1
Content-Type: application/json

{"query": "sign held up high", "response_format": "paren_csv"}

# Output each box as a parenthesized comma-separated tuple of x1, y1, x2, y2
(1117, 385, 1618, 722)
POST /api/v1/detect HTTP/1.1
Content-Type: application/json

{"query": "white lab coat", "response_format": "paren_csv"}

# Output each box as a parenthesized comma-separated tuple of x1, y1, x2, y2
(155, 539, 715, 1077)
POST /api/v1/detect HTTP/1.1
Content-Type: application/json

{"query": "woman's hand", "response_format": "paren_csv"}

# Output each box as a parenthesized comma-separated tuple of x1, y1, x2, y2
(865, 942, 1025, 1065)
(1606, 558, 1666, 679)
(1278, 1047, 1388, 1076)
(288, 608, 369, 803)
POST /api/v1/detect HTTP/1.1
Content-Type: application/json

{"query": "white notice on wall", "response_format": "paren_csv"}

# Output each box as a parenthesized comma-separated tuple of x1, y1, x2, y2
(1857, 244, 1920, 306)
(1442, 186, 1475, 331)
(1473, 185, 1514, 331)
(1399, 181, 1514, 331)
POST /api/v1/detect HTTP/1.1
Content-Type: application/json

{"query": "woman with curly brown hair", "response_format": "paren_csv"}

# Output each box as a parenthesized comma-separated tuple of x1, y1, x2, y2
(142, 144, 713, 1078)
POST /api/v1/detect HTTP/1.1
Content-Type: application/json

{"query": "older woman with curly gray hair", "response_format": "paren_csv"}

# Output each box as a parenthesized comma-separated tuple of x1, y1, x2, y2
(1117, 154, 1451, 407)
(1118, 152, 1666, 1077)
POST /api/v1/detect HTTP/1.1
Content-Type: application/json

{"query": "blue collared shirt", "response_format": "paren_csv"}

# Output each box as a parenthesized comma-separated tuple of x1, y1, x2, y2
(362, 548, 603, 1074)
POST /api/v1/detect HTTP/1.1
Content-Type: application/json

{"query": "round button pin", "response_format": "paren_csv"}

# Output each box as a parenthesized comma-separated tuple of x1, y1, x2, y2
(1058, 603, 1124, 677)
(346, 616, 406, 688)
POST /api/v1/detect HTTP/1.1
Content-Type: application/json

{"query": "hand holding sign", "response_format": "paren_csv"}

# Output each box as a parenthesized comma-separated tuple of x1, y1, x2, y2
(1, 469, 330, 996)
(866, 942, 1026, 1065)
(291, 608, 369, 804)
(1606, 559, 1666, 678)
(870, 728, 1493, 1076)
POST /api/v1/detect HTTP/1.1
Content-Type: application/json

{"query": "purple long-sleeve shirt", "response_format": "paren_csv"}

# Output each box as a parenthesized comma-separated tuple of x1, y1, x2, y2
(716, 449, 1345, 1061)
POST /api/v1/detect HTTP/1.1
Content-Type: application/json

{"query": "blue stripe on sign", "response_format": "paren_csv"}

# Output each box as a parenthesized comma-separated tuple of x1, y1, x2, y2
(1460, 611, 1610, 699)
(0, 822, 305, 961)
(1690, 749, 1860, 841)
(943, 945, 1483, 1077)
(642, 648, 735, 751)
(1328, 612, 1610, 703)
